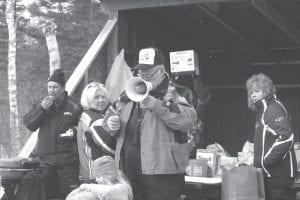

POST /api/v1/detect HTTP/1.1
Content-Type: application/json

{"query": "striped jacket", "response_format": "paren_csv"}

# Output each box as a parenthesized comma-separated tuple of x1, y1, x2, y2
(77, 109, 116, 179)
(253, 94, 297, 177)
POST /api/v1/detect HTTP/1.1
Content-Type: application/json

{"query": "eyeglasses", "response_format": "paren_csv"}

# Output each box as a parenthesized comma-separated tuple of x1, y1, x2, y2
(87, 82, 104, 89)
(138, 68, 160, 79)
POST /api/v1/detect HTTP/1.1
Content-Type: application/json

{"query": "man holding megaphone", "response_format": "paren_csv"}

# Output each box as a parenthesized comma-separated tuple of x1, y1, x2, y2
(124, 76, 153, 102)
(103, 47, 197, 200)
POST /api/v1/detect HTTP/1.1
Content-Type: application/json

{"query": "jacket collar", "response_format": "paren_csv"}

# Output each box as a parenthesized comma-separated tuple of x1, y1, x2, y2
(51, 91, 67, 110)
(255, 93, 276, 111)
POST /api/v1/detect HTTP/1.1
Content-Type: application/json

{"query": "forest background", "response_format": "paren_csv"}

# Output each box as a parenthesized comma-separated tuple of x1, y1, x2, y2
(0, 0, 108, 158)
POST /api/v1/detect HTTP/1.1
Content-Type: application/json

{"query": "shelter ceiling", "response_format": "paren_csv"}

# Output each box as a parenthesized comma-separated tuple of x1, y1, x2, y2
(102, 0, 300, 66)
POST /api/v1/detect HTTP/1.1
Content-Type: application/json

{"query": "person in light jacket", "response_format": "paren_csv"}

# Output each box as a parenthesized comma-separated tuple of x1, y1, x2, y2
(246, 73, 297, 200)
(66, 156, 133, 200)
(104, 47, 197, 200)
(77, 82, 116, 181)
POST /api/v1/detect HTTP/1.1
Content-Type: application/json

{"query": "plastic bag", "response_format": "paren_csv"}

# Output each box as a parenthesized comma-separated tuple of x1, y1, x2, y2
(242, 140, 254, 154)
(207, 143, 230, 157)
(237, 140, 254, 166)
(221, 166, 265, 200)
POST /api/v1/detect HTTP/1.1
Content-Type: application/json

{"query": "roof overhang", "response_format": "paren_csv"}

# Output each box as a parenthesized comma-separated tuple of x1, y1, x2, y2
(101, 0, 300, 69)
(101, 0, 246, 11)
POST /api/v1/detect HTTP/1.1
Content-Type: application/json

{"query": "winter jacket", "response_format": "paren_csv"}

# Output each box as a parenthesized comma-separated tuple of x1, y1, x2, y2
(77, 109, 116, 179)
(23, 92, 82, 166)
(253, 94, 297, 177)
(105, 77, 197, 174)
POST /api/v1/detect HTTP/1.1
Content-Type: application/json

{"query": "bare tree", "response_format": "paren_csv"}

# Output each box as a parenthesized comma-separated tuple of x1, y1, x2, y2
(5, 0, 21, 157)
(20, 0, 61, 74)
(42, 21, 61, 74)
(3, 0, 62, 156)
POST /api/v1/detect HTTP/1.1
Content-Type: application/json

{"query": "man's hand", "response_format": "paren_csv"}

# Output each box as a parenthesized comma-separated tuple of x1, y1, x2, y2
(107, 115, 120, 131)
(141, 95, 157, 110)
(41, 96, 54, 109)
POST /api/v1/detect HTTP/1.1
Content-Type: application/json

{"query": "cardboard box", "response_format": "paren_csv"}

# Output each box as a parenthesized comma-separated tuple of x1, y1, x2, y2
(220, 156, 238, 167)
(187, 159, 208, 177)
(196, 149, 220, 177)
(169, 50, 199, 75)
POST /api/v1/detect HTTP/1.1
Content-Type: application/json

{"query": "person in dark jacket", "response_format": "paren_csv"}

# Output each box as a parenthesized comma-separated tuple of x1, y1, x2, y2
(77, 82, 116, 181)
(23, 69, 82, 200)
(104, 47, 197, 200)
(246, 73, 297, 200)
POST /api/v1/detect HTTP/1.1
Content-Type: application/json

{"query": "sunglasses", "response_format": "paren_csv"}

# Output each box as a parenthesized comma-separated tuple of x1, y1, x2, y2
(87, 82, 104, 89)
(138, 68, 160, 79)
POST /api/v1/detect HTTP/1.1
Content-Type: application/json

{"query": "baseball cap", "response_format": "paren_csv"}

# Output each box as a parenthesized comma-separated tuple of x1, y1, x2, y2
(133, 47, 165, 70)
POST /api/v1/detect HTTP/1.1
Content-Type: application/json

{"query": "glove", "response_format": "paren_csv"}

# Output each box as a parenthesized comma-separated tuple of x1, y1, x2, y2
(59, 129, 74, 139)
(107, 115, 120, 131)
(141, 95, 157, 110)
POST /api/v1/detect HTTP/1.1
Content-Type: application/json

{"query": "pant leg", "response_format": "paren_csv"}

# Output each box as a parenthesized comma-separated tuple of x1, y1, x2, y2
(56, 164, 80, 199)
(42, 164, 60, 199)
(265, 175, 295, 200)
(142, 173, 185, 200)
(123, 143, 184, 200)
(123, 145, 145, 200)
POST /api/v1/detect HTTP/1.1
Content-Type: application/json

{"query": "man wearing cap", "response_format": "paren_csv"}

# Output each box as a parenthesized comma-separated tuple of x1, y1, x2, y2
(24, 69, 82, 200)
(104, 47, 197, 200)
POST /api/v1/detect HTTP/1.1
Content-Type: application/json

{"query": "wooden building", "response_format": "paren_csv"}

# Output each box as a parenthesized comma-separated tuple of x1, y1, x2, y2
(98, 0, 300, 156)
(4, 1, 299, 199)
(18, 0, 300, 159)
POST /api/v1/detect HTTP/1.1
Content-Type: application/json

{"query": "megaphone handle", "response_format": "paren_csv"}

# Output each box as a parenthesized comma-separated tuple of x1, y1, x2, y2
(137, 102, 145, 118)
(137, 102, 141, 114)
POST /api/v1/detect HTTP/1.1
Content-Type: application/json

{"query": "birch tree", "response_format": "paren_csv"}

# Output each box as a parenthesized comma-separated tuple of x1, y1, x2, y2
(5, 0, 21, 157)
(42, 22, 61, 74)
(1, 0, 104, 157)
(3, 0, 61, 156)
(21, 0, 61, 73)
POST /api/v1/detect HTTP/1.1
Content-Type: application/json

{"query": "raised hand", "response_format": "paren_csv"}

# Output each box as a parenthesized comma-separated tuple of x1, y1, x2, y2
(41, 96, 54, 109)
(107, 115, 121, 131)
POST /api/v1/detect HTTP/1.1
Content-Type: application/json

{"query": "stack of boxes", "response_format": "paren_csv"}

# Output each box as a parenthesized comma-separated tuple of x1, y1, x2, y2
(196, 149, 220, 177)
(187, 148, 239, 177)
(187, 159, 208, 177)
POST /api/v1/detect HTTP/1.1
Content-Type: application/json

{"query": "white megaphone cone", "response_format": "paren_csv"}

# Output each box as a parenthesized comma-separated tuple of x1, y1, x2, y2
(125, 77, 153, 102)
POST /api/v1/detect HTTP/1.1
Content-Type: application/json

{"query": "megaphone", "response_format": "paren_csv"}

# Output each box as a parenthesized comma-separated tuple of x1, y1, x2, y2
(125, 77, 153, 102)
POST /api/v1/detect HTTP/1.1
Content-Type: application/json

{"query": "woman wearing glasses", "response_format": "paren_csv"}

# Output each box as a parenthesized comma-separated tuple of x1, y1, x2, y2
(77, 82, 116, 182)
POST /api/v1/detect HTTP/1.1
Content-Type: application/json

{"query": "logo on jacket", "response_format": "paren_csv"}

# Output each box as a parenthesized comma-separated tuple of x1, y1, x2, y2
(64, 112, 72, 116)
(255, 122, 259, 129)
(275, 116, 284, 122)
